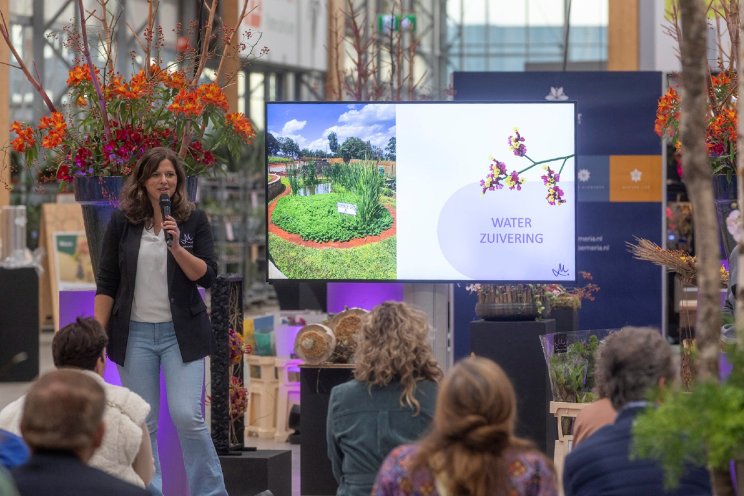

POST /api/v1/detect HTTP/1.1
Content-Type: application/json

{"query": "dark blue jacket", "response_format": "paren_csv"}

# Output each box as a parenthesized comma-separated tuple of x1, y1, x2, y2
(563, 406, 711, 496)
(12, 451, 148, 496)
(96, 208, 217, 365)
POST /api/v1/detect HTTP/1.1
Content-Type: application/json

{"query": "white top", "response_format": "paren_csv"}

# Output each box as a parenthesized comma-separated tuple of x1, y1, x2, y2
(0, 370, 151, 487)
(131, 225, 172, 323)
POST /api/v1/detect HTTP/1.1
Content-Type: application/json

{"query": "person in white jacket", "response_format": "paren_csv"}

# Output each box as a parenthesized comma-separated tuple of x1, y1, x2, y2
(0, 317, 153, 488)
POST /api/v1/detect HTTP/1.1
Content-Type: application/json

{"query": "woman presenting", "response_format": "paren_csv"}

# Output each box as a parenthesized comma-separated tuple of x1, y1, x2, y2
(94, 146, 226, 496)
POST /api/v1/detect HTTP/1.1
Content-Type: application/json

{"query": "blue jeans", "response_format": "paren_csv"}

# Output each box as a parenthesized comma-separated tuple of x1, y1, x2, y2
(119, 321, 226, 496)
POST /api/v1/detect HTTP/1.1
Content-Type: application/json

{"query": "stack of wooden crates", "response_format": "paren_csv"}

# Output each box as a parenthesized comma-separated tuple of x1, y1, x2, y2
(244, 355, 302, 442)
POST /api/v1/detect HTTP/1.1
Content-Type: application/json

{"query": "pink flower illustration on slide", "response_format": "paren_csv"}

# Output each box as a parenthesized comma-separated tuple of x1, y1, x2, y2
(479, 128, 574, 205)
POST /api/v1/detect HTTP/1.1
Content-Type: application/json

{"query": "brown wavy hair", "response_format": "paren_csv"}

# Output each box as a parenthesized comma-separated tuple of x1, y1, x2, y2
(119, 146, 194, 224)
(410, 356, 550, 496)
(353, 301, 443, 414)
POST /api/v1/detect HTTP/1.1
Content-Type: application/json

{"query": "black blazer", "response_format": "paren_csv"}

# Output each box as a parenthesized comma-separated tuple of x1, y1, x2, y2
(96, 208, 218, 366)
(12, 451, 149, 496)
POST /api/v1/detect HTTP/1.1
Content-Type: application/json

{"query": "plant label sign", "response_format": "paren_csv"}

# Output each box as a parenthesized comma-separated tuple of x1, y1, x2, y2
(337, 202, 358, 216)
(553, 333, 568, 354)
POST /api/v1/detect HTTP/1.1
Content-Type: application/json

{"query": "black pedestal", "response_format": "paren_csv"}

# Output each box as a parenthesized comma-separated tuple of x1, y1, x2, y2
(219, 449, 292, 496)
(469, 319, 555, 453)
(0, 267, 39, 382)
(300, 365, 354, 496)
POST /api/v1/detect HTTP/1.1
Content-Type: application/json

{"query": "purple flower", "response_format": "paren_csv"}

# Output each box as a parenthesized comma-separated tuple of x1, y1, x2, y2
(509, 129, 527, 157)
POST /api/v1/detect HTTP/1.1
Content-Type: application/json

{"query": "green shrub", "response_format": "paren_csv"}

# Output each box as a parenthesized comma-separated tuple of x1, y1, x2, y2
(287, 164, 300, 195)
(352, 162, 385, 225)
(271, 193, 392, 242)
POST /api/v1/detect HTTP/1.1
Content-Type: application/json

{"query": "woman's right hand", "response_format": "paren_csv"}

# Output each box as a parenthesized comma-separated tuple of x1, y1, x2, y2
(93, 294, 115, 329)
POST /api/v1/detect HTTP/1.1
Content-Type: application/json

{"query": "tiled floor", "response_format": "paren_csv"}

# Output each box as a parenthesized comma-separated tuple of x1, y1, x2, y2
(0, 331, 302, 496)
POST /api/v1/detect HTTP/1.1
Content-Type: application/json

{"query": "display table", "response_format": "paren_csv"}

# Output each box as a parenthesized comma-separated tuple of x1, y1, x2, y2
(469, 318, 555, 453)
(300, 364, 354, 496)
(0, 267, 39, 381)
(219, 449, 292, 496)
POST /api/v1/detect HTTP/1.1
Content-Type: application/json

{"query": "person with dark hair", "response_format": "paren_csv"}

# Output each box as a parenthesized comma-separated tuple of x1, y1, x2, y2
(93, 147, 225, 496)
(562, 327, 711, 495)
(327, 301, 443, 496)
(373, 356, 558, 496)
(10, 369, 148, 496)
(0, 317, 152, 487)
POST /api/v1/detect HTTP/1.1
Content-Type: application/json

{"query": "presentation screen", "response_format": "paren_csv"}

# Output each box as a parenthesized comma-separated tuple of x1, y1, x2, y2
(266, 101, 576, 282)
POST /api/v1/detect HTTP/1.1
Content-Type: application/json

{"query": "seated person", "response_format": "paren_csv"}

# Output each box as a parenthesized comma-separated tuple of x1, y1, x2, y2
(326, 301, 443, 496)
(11, 369, 148, 496)
(563, 327, 711, 495)
(0, 318, 153, 487)
(373, 356, 558, 495)
(571, 397, 615, 447)
(0, 466, 19, 496)
(0, 430, 29, 470)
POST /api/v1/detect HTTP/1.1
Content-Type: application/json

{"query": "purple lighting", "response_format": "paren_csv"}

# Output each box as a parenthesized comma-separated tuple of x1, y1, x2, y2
(59, 290, 188, 496)
(326, 282, 404, 313)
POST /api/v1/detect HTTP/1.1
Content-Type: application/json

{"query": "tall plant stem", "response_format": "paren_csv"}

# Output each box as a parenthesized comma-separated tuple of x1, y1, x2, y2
(0, 12, 56, 114)
(77, 0, 111, 141)
(736, 0, 744, 352)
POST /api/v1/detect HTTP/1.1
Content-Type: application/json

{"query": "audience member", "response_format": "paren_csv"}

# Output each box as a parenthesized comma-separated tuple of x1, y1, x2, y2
(0, 430, 29, 470)
(572, 398, 615, 447)
(562, 326, 711, 495)
(11, 369, 148, 495)
(0, 317, 153, 487)
(373, 356, 558, 496)
(0, 466, 18, 496)
(327, 301, 443, 496)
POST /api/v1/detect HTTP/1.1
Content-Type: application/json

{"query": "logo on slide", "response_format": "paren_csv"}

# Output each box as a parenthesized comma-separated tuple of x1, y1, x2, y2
(578, 169, 591, 182)
(630, 168, 643, 182)
(545, 87, 569, 101)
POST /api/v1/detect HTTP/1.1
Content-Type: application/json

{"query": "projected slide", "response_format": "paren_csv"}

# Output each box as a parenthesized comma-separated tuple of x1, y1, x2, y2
(266, 101, 576, 282)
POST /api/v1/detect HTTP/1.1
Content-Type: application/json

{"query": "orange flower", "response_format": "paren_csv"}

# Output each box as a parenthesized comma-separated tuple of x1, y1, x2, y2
(226, 112, 255, 142)
(111, 70, 151, 99)
(76, 96, 88, 106)
(66, 64, 99, 86)
(168, 89, 204, 116)
(197, 83, 228, 111)
(38, 112, 67, 149)
(151, 64, 188, 90)
(10, 121, 35, 152)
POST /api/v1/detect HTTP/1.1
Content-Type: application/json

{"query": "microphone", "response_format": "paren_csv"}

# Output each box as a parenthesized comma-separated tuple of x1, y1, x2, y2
(159, 193, 173, 247)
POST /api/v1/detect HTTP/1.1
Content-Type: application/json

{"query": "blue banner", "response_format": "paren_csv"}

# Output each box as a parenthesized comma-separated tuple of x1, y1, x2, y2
(453, 71, 664, 359)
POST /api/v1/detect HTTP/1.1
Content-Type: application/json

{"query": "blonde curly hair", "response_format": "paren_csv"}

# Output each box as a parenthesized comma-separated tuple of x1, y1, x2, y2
(353, 301, 443, 414)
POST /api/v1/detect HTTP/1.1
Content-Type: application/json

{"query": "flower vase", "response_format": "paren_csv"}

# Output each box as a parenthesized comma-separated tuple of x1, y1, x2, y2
(713, 174, 738, 258)
(74, 176, 198, 277)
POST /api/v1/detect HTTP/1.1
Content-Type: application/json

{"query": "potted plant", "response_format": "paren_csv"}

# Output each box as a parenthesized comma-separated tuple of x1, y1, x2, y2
(543, 271, 600, 332)
(0, 0, 264, 272)
(466, 283, 550, 321)
(540, 328, 615, 405)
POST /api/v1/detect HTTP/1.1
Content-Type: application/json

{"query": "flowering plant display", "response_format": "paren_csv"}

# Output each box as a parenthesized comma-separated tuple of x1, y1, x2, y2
(2, 0, 264, 184)
(543, 271, 600, 310)
(654, 1, 739, 178)
(479, 128, 574, 205)
(465, 283, 549, 316)
(655, 72, 737, 177)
